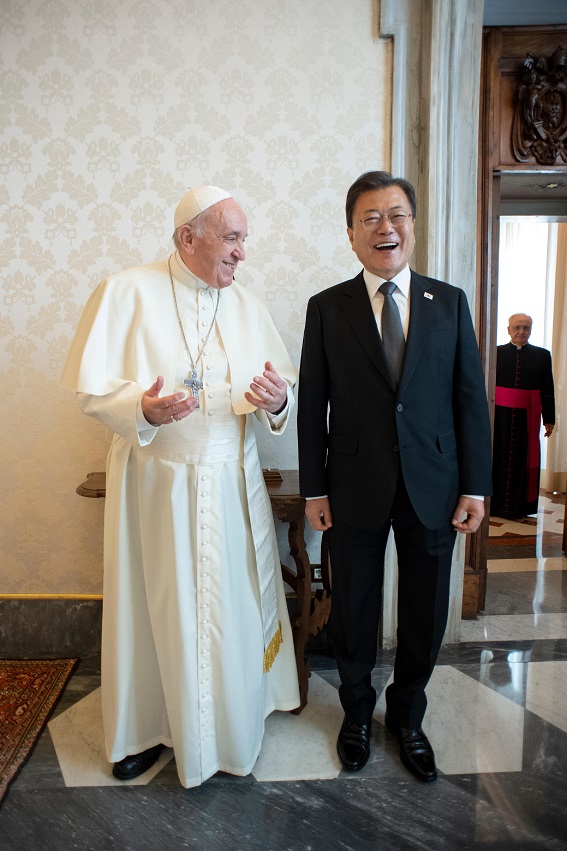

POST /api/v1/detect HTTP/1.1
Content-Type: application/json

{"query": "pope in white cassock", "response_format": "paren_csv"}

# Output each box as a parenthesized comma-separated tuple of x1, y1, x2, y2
(61, 185, 300, 787)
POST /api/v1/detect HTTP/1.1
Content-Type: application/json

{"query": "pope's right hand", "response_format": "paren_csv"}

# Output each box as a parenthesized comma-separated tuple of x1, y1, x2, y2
(141, 375, 199, 426)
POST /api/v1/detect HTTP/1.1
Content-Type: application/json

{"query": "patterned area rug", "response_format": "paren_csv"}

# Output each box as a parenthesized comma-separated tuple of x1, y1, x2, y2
(0, 658, 77, 804)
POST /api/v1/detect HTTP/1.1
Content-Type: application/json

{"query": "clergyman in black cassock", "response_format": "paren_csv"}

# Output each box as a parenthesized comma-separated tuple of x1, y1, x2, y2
(492, 313, 555, 519)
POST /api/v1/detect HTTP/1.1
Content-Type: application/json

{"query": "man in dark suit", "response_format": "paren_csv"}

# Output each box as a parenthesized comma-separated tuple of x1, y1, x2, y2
(492, 313, 555, 519)
(297, 171, 492, 782)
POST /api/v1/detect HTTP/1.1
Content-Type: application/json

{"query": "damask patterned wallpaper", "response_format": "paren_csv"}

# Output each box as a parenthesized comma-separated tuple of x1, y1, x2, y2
(1, 0, 391, 594)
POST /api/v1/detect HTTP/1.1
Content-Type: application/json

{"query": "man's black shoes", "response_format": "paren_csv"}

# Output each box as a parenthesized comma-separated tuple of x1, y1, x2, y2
(385, 712, 437, 782)
(337, 716, 371, 771)
(112, 744, 166, 780)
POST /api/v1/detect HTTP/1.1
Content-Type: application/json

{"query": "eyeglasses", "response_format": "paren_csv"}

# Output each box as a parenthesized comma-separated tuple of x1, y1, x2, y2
(356, 212, 412, 230)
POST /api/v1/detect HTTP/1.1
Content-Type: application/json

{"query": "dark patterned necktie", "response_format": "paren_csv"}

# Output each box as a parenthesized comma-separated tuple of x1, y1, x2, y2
(379, 281, 405, 385)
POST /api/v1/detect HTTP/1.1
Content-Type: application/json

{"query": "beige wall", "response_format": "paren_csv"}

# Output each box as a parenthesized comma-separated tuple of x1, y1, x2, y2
(1, 0, 392, 594)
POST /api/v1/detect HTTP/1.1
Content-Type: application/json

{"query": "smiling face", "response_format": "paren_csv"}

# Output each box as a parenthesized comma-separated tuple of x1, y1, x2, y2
(347, 186, 415, 280)
(177, 198, 247, 289)
(508, 314, 533, 347)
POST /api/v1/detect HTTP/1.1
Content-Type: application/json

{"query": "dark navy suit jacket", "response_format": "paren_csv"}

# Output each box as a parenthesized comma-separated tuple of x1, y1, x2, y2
(297, 269, 492, 530)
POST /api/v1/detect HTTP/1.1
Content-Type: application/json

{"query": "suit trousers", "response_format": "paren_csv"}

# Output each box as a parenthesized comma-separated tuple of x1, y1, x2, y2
(328, 472, 457, 729)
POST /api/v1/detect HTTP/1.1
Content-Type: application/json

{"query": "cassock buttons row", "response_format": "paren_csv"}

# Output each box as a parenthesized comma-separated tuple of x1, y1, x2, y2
(204, 371, 216, 415)
(198, 472, 213, 743)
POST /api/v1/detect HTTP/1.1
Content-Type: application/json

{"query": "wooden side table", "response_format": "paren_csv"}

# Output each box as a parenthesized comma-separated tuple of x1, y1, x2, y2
(76, 469, 331, 713)
(264, 470, 331, 713)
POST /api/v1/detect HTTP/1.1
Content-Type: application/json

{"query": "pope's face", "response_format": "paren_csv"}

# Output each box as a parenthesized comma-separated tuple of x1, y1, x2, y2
(178, 199, 247, 289)
(508, 315, 532, 347)
(347, 186, 415, 280)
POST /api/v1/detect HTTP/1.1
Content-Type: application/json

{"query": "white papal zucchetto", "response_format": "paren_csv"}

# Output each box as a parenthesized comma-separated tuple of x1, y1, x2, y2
(173, 185, 233, 229)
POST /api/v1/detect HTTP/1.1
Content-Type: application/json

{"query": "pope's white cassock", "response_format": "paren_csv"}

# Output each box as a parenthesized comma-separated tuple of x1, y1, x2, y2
(61, 250, 300, 788)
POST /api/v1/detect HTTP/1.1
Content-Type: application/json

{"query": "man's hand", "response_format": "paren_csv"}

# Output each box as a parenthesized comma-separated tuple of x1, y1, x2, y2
(544, 423, 554, 438)
(141, 375, 199, 426)
(451, 496, 485, 534)
(244, 361, 288, 414)
(305, 497, 333, 531)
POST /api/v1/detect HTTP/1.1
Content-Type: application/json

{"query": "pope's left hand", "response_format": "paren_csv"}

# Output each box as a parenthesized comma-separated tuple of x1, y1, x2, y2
(245, 361, 288, 414)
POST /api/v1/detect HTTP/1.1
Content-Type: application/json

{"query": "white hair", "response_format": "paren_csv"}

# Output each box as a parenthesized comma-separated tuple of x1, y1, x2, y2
(172, 206, 215, 247)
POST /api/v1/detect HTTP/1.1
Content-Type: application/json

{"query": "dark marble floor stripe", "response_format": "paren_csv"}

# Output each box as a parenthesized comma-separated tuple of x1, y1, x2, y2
(2, 773, 566, 851)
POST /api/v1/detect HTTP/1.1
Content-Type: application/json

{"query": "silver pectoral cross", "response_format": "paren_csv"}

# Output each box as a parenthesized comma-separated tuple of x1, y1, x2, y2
(184, 369, 203, 406)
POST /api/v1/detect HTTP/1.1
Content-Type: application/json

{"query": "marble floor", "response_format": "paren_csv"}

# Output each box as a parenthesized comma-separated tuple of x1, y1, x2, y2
(1, 495, 566, 850)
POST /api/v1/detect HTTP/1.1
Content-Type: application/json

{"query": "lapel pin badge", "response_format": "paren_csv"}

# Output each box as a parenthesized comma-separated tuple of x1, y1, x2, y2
(424, 292, 434, 300)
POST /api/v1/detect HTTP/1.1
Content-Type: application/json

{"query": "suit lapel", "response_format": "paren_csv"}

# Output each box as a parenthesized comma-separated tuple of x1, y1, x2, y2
(400, 271, 437, 389)
(339, 271, 396, 391)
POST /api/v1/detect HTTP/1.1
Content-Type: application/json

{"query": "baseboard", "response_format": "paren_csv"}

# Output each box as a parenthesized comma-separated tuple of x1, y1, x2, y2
(0, 598, 102, 673)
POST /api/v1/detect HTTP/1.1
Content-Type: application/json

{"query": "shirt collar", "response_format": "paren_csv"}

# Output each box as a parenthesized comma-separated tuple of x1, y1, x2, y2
(363, 264, 411, 301)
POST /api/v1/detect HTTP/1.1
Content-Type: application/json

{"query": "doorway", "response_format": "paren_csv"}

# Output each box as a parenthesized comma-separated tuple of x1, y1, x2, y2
(468, 24, 567, 617)
(474, 168, 567, 614)
(488, 209, 566, 593)
(471, 172, 567, 606)
(495, 213, 560, 467)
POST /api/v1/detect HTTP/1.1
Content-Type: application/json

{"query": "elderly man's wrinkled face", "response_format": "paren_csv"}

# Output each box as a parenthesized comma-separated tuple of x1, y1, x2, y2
(347, 186, 416, 280)
(178, 199, 247, 289)
(508, 314, 533, 347)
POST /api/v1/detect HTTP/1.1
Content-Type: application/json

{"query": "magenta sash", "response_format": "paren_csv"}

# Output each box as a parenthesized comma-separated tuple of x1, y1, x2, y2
(495, 386, 542, 502)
